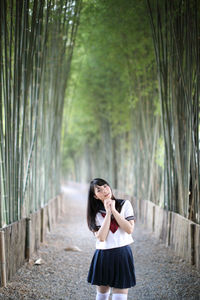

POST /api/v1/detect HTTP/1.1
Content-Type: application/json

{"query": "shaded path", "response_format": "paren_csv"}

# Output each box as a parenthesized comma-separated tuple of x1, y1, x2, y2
(0, 184, 200, 300)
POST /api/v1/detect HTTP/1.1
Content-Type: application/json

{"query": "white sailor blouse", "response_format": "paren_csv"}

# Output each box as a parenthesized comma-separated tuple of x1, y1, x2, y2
(95, 199, 135, 250)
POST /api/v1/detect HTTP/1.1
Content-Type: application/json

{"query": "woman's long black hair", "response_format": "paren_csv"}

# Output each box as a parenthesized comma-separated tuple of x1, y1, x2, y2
(87, 178, 121, 232)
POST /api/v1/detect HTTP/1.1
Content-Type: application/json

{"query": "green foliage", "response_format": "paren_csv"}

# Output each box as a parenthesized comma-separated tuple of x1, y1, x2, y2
(155, 136, 165, 169)
(61, 0, 157, 171)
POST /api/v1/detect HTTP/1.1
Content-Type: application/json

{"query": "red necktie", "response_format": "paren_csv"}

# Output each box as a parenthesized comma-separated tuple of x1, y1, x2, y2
(101, 213, 119, 233)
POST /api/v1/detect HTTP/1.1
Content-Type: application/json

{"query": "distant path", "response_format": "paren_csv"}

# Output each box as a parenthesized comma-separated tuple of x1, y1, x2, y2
(0, 183, 200, 300)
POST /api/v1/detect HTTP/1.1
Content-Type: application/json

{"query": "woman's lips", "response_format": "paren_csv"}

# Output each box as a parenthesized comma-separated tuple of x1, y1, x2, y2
(104, 193, 110, 198)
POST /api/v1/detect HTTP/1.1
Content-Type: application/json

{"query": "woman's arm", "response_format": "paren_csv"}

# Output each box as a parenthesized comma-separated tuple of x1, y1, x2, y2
(111, 201, 135, 234)
(95, 210, 111, 242)
(95, 198, 112, 242)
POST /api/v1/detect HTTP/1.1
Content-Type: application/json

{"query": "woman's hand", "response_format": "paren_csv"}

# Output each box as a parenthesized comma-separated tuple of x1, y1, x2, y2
(104, 199, 116, 213)
(104, 198, 112, 213)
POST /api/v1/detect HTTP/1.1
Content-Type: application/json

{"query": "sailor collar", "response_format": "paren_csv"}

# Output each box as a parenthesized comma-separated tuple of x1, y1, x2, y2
(97, 199, 125, 214)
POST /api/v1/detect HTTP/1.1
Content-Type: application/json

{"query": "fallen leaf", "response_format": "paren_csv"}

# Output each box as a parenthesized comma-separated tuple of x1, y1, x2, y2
(34, 258, 44, 265)
(64, 245, 82, 252)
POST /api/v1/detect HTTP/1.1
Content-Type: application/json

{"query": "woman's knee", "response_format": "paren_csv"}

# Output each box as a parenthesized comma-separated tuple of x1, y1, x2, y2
(96, 286, 110, 300)
(112, 288, 128, 295)
(97, 285, 110, 293)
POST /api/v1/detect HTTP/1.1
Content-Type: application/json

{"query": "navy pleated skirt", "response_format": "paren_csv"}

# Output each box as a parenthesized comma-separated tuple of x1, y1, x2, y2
(87, 245, 136, 289)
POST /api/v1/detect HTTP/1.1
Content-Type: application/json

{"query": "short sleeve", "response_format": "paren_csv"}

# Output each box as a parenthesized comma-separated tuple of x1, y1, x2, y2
(124, 200, 135, 221)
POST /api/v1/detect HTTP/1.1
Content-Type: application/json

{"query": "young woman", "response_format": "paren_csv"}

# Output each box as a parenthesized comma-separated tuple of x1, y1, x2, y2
(87, 178, 136, 300)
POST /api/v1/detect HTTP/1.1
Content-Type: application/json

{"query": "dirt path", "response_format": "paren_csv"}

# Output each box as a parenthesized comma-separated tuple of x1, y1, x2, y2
(0, 184, 199, 300)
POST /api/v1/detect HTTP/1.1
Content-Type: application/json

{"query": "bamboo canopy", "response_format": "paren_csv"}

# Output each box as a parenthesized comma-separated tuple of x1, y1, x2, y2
(0, 0, 82, 227)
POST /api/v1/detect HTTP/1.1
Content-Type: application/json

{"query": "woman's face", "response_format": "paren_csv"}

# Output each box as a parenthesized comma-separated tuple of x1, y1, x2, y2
(94, 184, 112, 202)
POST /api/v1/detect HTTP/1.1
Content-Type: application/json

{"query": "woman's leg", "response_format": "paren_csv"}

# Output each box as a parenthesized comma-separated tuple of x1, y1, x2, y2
(96, 286, 110, 300)
(112, 288, 128, 300)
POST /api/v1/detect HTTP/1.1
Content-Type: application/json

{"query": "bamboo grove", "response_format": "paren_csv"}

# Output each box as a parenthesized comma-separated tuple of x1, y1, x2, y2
(0, 0, 82, 226)
(147, 0, 200, 223)
(61, 0, 200, 224)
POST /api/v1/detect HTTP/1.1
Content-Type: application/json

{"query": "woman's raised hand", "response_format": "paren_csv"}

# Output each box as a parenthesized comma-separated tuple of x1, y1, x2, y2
(104, 198, 116, 214)
(104, 198, 112, 214)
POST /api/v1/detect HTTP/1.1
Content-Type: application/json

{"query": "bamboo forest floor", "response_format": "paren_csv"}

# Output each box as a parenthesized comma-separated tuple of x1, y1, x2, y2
(0, 183, 200, 300)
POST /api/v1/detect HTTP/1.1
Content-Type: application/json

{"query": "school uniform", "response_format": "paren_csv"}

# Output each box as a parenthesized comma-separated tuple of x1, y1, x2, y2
(87, 199, 136, 289)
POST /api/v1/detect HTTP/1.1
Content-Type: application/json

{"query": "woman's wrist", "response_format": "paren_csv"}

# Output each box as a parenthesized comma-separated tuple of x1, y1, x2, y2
(106, 210, 111, 216)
